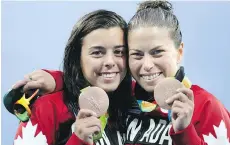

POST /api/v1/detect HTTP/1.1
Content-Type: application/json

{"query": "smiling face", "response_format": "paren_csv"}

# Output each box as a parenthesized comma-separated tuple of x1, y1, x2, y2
(128, 27, 183, 92)
(81, 27, 127, 92)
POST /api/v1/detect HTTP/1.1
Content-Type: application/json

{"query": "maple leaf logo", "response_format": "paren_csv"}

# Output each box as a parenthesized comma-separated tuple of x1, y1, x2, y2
(203, 120, 230, 145)
(14, 120, 48, 145)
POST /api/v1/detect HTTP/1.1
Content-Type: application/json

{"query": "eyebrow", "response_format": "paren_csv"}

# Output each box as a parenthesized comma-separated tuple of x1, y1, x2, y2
(113, 45, 126, 49)
(130, 45, 163, 52)
(89, 46, 104, 50)
(150, 45, 163, 51)
(89, 45, 125, 50)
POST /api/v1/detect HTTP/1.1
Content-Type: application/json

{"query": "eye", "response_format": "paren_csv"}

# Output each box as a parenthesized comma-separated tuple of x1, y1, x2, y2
(114, 49, 125, 57)
(151, 49, 164, 55)
(129, 52, 144, 60)
(91, 51, 103, 57)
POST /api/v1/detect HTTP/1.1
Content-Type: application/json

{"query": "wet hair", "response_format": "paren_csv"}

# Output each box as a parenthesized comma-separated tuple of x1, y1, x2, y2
(63, 9, 133, 132)
(128, 1, 183, 100)
(128, 0, 182, 48)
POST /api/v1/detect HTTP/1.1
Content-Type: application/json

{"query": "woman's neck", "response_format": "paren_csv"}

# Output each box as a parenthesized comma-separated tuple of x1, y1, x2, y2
(147, 92, 154, 102)
(107, 91, 114, 96)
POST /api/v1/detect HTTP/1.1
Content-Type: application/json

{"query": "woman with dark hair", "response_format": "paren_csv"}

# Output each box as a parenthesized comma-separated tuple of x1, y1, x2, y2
(13, 9, 134, 145)
(126, 0, 230, 145)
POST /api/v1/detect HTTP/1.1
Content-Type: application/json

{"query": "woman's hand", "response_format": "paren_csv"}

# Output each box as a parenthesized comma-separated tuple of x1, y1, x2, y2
(166, 88, 194, 132)
(12, 70, 56, 94)
(74, 109, 101, 145)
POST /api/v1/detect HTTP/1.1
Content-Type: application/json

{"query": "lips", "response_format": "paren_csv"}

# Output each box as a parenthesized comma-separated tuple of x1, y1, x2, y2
(140, 72, 162, 80)
(99, 72, 119, 79)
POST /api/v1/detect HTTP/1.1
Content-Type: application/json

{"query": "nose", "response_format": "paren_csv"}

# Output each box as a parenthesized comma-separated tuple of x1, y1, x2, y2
(143, 54, 154, 72)
(104, 53, 115, 68)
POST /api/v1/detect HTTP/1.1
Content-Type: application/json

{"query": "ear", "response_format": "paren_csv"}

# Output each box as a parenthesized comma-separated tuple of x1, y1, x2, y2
(177, 42, 184, 64)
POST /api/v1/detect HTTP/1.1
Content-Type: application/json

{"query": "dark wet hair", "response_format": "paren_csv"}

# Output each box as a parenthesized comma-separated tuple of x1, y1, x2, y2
(128, 0, 182, 48)
(127, 1, 183, 102)
(63, 9, 133, 132)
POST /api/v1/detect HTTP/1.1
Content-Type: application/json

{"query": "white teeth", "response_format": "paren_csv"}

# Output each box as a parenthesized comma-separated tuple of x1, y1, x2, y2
(142, 73, 160, 80)
(102, 73, 116, 78)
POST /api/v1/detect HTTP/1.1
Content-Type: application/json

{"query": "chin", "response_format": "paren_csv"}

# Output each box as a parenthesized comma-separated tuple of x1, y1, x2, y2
(142, 85, 155, 93)
(98, 83, 119, 93)
(137, 80, 156, 93)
